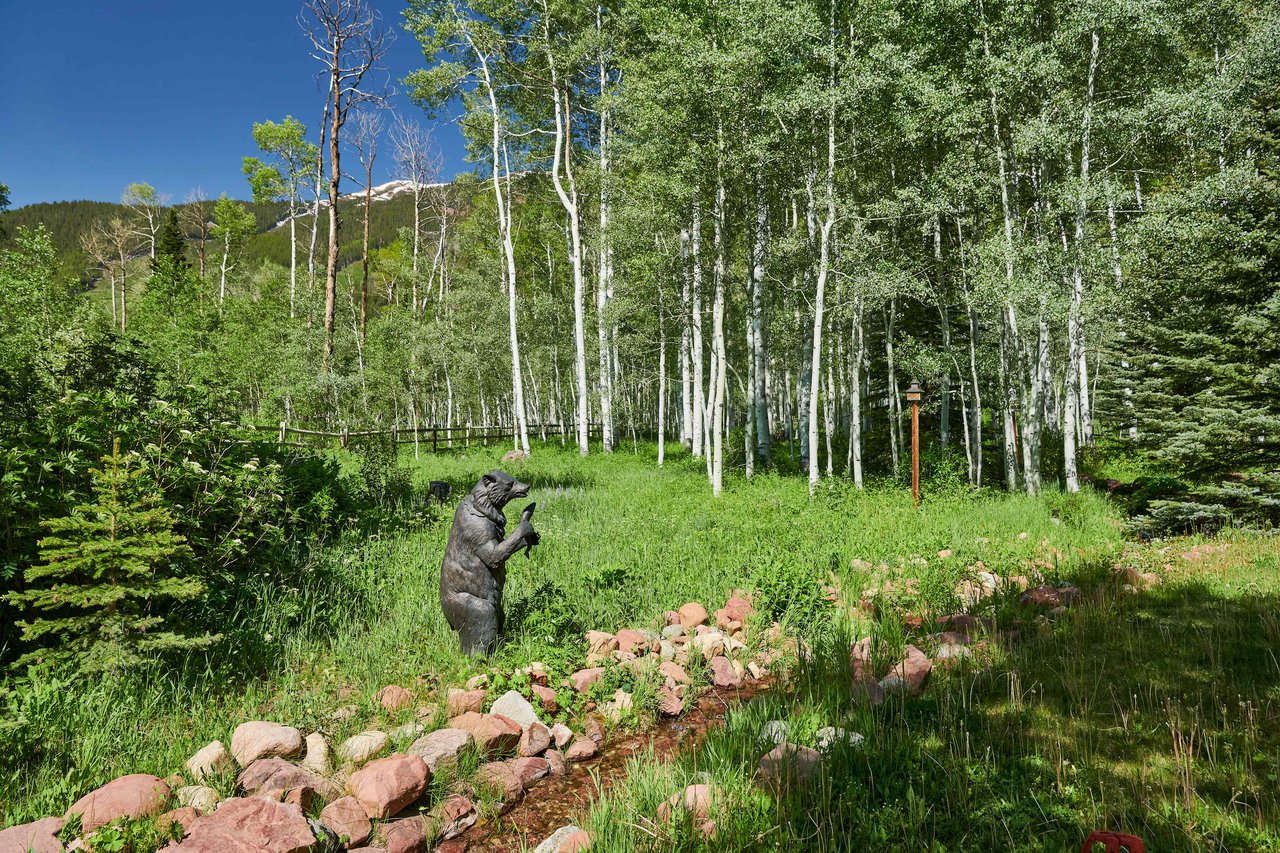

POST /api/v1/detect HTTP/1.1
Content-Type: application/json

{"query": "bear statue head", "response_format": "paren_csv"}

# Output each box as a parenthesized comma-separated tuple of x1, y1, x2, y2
(473, 469, 531, 513)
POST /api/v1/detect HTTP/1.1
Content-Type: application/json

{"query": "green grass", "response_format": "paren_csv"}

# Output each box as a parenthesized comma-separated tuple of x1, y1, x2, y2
(9, 441, 1269, 853)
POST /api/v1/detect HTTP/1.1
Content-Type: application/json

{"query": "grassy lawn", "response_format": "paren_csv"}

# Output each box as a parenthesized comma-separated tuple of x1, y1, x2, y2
(3, 443, 1276, 852)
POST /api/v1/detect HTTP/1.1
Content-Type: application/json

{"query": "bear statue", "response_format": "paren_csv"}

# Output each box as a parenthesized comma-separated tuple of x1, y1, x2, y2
(439, 470, 540, 655)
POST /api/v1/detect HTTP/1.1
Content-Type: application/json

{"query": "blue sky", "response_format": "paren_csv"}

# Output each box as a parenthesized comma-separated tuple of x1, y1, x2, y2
(0, 0, 469, 209)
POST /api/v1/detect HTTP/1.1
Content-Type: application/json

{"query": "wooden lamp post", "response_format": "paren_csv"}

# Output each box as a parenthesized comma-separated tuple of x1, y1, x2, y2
(905, 381, 923, 505)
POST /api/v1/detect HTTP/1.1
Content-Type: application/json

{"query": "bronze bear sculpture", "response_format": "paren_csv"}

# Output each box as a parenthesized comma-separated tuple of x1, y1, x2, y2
(440, 470, 540, 655)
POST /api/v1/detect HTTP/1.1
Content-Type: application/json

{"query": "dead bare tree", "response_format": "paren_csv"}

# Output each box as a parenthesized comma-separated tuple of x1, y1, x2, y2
(180, 188, 214, 279)
(391, 115, 440, 314)
(351, 107, 384, 346)
(82, 218, 136, 330)
(301, 0, 392, 368)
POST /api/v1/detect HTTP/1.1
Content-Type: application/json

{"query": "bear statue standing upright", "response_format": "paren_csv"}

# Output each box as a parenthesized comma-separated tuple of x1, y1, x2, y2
(439, 470, 540, 655)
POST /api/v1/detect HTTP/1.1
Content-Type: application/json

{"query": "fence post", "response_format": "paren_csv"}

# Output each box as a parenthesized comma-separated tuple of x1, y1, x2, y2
(341, 426, 349, 449)
(278, 420, 286, 444)
(432, 427, 438, 454)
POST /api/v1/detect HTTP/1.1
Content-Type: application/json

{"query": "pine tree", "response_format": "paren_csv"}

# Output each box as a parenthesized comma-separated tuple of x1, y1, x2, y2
(153, 209, 188, 270)
(5, 439, 214, 674)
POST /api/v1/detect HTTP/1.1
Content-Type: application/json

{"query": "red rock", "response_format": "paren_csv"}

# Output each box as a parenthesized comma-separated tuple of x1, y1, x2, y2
(348, 754, 430, 819)
(657, 687, 684, 717)
(709, 655, 741, 688)
(677, 602, 708, 628)
(663, 610, 681, 625)
(754, 743, 823, 794)
(447, 712, 521, 755)
(427, 794, 476, 840)
(658, 661, 690, 684)
(238, 758, 338, 800)
(881, 645, 932, 696)
(157, 806, 199, 837)
(379, 816, 428, 853)
(585, 631, 618, 655)
(615, 628, 647, 654)
(848, 637, 890, 686)
(0, 817, 64, 853)
(66, 773, 170, 833)
(171, 797, 315, 853)
(231, 721, 303, 766)
(565, 739, 598, 761)
(407, 728, 472, 773)
(474, 762, 523, 807)
(656, 784, 714, 824)
(320, 796, 373, 849)
(583, 715, 606, 746)
(560, 830, 593, 852)
(544, 749, 568, 776)
(435, 842, 467, 853)
(722, 593, 753, 623)
(567, 667, 604, 692)
(1021, 585, 1066, 608)
(519, 722, 552, 756)
(446, 688, 487, 716)
(531, 683, 559, 713)
(378, 685, 413, 712)
(508, 756, 552, 787)
(550, 723, 573, 748)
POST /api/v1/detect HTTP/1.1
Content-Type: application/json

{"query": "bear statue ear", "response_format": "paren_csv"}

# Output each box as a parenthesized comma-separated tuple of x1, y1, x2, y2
(482, 472, 497, 486)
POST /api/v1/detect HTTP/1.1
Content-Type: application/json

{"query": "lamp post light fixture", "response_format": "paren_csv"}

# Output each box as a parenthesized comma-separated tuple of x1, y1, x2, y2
(905, 381, 924, 506)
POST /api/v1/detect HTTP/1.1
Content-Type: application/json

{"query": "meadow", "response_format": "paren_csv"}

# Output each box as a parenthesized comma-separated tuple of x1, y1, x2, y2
(3, 442, 1277, 852)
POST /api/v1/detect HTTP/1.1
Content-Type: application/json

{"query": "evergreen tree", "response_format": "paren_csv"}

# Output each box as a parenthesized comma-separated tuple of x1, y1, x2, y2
(5, 439, 214, 674)
(153, 209, 188, 270)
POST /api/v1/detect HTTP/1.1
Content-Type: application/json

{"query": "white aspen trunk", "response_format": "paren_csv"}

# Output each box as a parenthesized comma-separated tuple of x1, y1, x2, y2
(658, 295, 667, 467)
(544, 51, 591, 456)
(690, 199, 706, 459)
(824, 313, 835, 479)
(474, 43, 529, 452)
(884, 304, 902, 475)
(751, 179, 771, 464)
(968, 308, 983, 487)
(289, 194, 298, 319)
(220, 233, 230, 304)
(849, 300, 865, 486)
(809, 46, 836, 496)
(982, 1, 1022, 490)
(596, 19, 615, 453)
(711, 159, 727, 496)
(679, 228, 693, 448)
(744, 261, 756, 479)
(934, 217, 952, 446)
(1065, 30, 1100, 488)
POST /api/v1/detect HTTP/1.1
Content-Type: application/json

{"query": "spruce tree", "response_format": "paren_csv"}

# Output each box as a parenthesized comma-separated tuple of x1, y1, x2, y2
(5, 439, 213, 674)
(153, 209, 188, 270)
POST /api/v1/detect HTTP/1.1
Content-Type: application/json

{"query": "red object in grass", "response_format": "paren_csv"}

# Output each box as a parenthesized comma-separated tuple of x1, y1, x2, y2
(1081, 831, 1145, 853)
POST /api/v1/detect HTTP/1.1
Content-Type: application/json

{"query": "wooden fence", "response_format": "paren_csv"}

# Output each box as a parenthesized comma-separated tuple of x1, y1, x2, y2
(248, 422, 602, 452)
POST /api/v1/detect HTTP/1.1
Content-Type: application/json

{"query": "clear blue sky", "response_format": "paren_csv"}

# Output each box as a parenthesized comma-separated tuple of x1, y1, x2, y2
(0, 0, 468, 209)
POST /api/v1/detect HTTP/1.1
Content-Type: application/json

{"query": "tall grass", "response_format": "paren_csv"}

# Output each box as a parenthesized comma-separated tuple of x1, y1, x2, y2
(2, 443, 1121, 826)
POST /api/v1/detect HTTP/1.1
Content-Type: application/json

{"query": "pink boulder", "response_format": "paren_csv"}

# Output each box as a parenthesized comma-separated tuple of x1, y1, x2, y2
(544, 749, 568, 776)
(615, 628, 648, 654)
(565, 738, 598, 761)
(446, 688, 487, 716)
(657, 687, 684, 717)
(378, 685, 413, 712)
(531, 683, 559, 713)
(66, 773, 170, 833)
(447, 712, 521, 756)
(659, 661, 690, 684)
(677, 602, 709, 628)
(561, 830, 593, 852)
(585, 631, 618, 655)
(881, 644, 932, 696)
(709, 655, 741, 689)
(230, 721, 303, 766)
(379, 815, 428, 853)
(519, 722, 552, 757)
(0, 817, 64, 853)
(238, 758, 338, 800)
(348, 754, 430, 819)
(474, 762, 523, 807)
(320, 796, 373, 848)
(171, 797, 315, 853)
(754, 743, 823, 794)
(567, 667, 605, 692)
(509, 756, 552, 787)
(656, 783, 715, 824)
